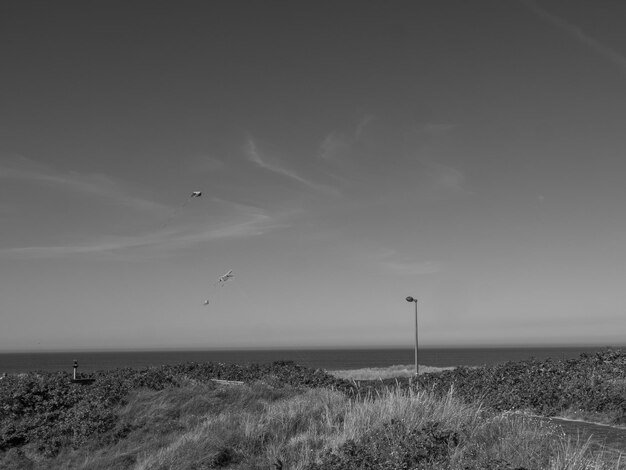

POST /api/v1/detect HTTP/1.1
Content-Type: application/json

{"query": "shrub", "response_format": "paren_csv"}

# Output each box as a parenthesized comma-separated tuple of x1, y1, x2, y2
(0, 361, 352, 456)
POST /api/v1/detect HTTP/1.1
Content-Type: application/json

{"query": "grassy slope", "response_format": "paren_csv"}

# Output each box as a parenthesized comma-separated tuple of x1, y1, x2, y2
(412, 349, 626, 427)
(5, 382, 621, 470)
(1, 350, 626, 469)
(328, 364, 455, 380)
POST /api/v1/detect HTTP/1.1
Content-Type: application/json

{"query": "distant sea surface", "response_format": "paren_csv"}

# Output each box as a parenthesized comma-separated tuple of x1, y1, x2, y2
(0, 346, 618, 374)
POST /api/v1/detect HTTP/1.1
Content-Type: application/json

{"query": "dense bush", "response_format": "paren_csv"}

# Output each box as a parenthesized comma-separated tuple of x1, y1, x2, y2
(0, 360, 351, 455)
(409, 348, 626, 423)
(306, 420, 464, 470)
(0, 372, 130, 455)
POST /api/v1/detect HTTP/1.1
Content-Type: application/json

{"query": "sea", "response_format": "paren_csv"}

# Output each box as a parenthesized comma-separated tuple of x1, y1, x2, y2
(0, 345, 620, 374)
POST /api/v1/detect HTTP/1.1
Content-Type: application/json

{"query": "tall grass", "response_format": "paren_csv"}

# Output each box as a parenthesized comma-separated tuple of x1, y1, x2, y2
(336, 385, 481, 444)
(16, 381, 624, 470)
(328, 364, 454, 380)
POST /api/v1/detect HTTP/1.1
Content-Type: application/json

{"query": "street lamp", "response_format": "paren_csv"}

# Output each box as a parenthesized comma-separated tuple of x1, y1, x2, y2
(406, 296, 418, 375)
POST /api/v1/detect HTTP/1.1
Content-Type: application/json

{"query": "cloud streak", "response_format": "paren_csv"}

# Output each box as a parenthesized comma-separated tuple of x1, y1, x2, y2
(425, 161, 470, 194)
(318, 132, 352, 161)
(370, 248, 443, 276)
(522, 0, 626, 75)
(317, 117, 467, 196)
(245, 137, 338, 195)
(380, 259, 443, 276)
(318, 115, 375, 161)
(0, 206, 283, 259)
(0, 155, 169, 213)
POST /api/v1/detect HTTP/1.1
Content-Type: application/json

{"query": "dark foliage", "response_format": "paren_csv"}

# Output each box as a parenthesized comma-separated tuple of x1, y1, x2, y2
(210, 446, 237, 468)
(305, 420, 461, 470)
(409, 348, 626, 421)
(338, 349, 626, 426)
(0, 360, 351, 456)
(2, 348, 625, 463)
(358, 348, 626, 424)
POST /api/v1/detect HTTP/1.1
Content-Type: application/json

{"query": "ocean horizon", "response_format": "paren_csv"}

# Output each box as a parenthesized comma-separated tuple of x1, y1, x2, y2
(1, 345, 621, 374)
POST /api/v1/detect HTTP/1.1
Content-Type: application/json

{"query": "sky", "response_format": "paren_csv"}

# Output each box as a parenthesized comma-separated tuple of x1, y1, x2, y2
(2, 0, 626, 351)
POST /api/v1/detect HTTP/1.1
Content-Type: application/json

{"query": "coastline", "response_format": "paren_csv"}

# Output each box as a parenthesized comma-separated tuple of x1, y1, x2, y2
(0, 345, 613, 374)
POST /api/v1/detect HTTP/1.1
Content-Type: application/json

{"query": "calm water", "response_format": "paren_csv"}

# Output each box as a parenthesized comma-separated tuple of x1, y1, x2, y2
(0, 346, 616, 374)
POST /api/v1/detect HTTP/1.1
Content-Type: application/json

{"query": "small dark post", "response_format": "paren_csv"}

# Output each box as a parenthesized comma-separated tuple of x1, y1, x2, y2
(73, 360, 78, 380)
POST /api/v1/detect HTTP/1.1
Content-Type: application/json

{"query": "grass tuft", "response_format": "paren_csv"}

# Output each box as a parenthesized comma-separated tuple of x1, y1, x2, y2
(328, 364, 454, 380)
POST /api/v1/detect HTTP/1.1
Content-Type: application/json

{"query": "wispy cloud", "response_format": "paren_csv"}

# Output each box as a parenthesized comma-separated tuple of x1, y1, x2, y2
(172, 197, 288, 244)
(0, 154, 168, 213)
(522, 0, 626, 75)
(318, 114, 375, 161)
(414, 158, 471, 195)
(318, 132, 352, 161)
(371, 248, 443, 276)
(187, 154, 225, 173)
(355, 114, 375, 139)
(175, 212, 280, 244)
(0, 237, 155, 258)
(0, 204, 284, 259)
(245, 137, 338, 195)
(381, 259, 443, 276)
(317, 117, 469, 199)
(429, 163, 468, 194)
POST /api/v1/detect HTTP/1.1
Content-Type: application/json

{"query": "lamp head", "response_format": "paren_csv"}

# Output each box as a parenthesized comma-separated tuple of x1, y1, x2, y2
(406, 296, 416, 303)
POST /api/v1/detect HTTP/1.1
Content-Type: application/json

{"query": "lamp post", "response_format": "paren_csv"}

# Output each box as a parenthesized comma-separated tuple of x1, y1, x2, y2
(406, 296, 418, 375)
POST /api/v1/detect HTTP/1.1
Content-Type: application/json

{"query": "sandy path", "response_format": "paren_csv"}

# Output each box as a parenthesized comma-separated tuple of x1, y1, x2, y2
(526, 414, 626, 456)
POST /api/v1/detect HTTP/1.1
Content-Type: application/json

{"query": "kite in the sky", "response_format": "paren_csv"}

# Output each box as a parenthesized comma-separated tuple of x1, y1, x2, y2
(216, 269, 234, 286)
(160, 190, 203, 230)
(203, 270, 235, 305)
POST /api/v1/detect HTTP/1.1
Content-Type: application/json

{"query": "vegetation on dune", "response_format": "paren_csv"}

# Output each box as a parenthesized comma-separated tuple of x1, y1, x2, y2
(332, 348, 626, 426)
(328, 364, 454, 381)
(0, 361, 350, 458)
(3, 380, 619, 470)
(410, 348, 626, 425)
(0, 349, 625, 469)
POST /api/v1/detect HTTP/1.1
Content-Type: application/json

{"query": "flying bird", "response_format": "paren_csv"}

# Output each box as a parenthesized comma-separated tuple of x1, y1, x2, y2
(191, 191, 202, 197)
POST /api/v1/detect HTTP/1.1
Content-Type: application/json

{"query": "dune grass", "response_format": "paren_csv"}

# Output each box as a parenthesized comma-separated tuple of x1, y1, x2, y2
(3, 353, 626, 469)
(10, 381, 620, 470)
(328, 364, 455, 380)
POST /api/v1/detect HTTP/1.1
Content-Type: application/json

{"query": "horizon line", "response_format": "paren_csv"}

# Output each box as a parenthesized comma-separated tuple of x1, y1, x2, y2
(1, 343, 623, 354)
